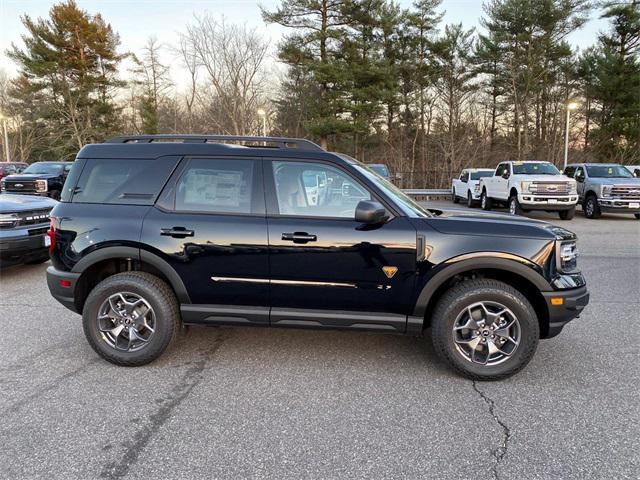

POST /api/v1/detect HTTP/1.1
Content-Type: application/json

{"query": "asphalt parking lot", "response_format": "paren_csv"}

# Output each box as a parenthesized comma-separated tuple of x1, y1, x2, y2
(1, 201, 638, 480)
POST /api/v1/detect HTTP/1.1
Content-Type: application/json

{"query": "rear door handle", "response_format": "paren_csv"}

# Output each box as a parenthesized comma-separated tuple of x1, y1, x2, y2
(282, 232, 317, 244)
(161, 227, 195, 238)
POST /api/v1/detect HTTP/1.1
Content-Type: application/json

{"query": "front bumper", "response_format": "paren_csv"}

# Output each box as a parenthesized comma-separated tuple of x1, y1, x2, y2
(46, 266, 81, 312)
(542, 285, 589, 338)
(0, 230, 49, 267)
(598, 198, 640, 214)
(519, 194, 578, 210)
(1, 190, 48, 197)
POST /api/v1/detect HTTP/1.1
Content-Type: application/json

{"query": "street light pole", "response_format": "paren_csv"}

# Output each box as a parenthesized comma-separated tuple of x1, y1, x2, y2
(0, 114, 10, 162)
(563, 102, 578, 171)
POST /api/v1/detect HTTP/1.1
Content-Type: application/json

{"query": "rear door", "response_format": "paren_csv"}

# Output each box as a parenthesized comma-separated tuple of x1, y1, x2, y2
(264, 158, 418, 332)
(141, 156, 269, 324)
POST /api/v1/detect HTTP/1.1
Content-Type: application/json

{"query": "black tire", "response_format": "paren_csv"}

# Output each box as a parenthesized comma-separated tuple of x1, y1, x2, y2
(452, 189, 459, 203)
(508, 195, 523, 216)
(467, 191, 474, 208)
(49, 190, 61, 201)
(583, 195, 601, 219)
(481, 191, 492, 211)
(82, 272, 180, 366)
(635, 213, 640, 220)
(430, 279, 539, 380)
(558, 207, 575, 220)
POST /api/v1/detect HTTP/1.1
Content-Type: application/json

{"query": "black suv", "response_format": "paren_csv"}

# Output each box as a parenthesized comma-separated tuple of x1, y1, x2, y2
(1, 161, 72, 200)
(46, 135, 589, 380)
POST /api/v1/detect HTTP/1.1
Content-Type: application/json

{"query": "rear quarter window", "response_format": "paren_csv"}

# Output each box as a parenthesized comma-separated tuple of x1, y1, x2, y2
(71, 156, 179, 205)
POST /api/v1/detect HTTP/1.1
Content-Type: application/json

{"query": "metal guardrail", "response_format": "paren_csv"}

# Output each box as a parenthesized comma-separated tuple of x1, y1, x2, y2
(403, 188, 452, 201)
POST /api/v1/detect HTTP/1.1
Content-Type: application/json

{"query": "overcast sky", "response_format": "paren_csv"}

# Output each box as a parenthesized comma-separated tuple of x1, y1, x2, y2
(1, 0, 608, 89)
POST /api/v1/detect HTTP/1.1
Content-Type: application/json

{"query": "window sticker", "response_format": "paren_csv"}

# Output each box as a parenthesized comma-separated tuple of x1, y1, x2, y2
(183, 169, 243, 207)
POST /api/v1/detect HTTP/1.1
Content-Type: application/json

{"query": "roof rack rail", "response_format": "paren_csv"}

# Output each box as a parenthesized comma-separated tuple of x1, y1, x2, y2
(105, 134, 325, 152)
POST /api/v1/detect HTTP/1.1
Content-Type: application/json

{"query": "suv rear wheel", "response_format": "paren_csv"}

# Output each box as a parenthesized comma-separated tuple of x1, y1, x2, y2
(82, 272, 179, 366)
(430, 279, 539, 380)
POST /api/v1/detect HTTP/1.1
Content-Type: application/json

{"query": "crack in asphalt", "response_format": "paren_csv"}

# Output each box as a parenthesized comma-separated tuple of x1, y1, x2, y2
(472, 381, 511, 480)
(99, 333, 228, 480)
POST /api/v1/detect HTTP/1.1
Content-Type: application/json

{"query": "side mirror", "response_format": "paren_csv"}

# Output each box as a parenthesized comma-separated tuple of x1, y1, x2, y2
(575, 175, 584, 183)
(501, 171, 510, 179)
(355, 200, 388, 224)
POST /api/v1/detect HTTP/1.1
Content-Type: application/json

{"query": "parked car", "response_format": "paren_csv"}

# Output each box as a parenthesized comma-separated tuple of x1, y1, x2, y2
(479, 160, 578, 219)
(564, 163, 640, 219)
(451, 168, 494, 207)
(0, 194, 57, 267)
(624, 165, 640, 178)
(367, 163, 391, 181)
(46, 135, 589, 380)
(0, 161, 73, 200)
(0, 162, 28, 181)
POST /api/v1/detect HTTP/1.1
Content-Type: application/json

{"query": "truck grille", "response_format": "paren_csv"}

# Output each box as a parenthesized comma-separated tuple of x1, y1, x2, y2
(4, 181, 37, 192)
(609, 185, 640, 200)
(0, 209, 52, 229)
(532, 182, 571, 194)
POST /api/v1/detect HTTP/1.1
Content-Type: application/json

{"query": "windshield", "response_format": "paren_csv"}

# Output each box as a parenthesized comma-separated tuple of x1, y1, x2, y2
(512, 162, 560, 175)
(353, 164, 432, 218)
(368, 164, 390, 177)
(586, 165, 633, 178)
(23, 163, 64, 175)
(470, 171, 493, 180)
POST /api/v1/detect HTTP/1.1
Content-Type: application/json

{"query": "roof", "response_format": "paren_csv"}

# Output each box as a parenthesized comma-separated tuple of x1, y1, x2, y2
(77, 135, 342, 162)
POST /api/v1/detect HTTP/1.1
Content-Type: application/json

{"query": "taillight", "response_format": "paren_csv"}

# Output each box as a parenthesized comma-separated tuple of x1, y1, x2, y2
(47, 217, 57, 254)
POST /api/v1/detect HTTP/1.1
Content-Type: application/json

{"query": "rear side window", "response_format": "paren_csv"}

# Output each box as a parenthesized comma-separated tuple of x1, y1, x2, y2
(174, 158, 261, 214)
(72, 157, 178, 205)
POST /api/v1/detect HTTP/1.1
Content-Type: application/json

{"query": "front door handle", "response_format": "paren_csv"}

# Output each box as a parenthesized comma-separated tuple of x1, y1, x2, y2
(282, 232, 317, 244)
(161, 227, 195, 238)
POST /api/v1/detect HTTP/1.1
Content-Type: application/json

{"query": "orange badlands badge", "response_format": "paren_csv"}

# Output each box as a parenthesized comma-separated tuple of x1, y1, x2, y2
(382, 266, 398, 278)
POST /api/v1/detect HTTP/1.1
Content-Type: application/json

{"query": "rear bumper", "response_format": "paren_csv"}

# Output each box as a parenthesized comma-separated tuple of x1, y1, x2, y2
(0, 232, 49, 267)
(46, 266, 81, 313)
(542, 285, 589, 338)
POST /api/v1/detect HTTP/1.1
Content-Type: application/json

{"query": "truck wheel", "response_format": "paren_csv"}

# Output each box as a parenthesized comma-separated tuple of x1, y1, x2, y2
(508, 196, 523, 216)
(467, 192, 475, 208)
(82, 272, 180, 366)
(558, 207, 575, 220)
(481, 191, 492, 211)
(452, 189, 459, 203)
(431, 279, 539, 380)
(583, 196, 600, 219)
(49, 190, 61, 201)
(635, 214, 640, 220)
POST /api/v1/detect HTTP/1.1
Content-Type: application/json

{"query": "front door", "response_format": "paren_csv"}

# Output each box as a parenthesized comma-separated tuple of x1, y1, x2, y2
(265, 159, 418, 332)
(141, 156, 269, 324)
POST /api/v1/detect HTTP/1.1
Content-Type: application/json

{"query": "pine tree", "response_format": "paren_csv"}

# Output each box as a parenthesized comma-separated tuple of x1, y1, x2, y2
(7, 0, 125, 159)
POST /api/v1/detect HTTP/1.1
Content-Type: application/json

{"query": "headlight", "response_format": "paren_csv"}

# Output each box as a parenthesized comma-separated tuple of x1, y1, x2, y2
(521, 181, 531, 193)
(0, 213, 19, 228)
(602, 185, 612, 197)
(474, 183, 480, 193)
(35, 179, 48, 192)
(558, 240, 578, 272)
(569, 182, 577, 194)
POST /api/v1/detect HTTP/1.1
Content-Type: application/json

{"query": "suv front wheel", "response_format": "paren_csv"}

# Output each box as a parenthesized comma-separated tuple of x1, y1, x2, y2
(82, 272, 180, 366)
(430, 279, 539, 380)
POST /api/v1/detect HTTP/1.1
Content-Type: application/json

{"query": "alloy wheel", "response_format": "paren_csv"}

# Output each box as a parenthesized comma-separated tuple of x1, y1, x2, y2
(509, 198, 517, 215)
(452, 301, 521, 366)
(97, 292, 156, 352)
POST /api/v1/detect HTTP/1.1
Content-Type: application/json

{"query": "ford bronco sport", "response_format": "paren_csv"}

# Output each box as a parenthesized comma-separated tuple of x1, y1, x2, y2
(46, 135, 589, 380)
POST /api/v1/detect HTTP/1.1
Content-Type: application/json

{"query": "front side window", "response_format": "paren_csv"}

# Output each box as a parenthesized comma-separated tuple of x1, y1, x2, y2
(272, 161, 370, 218)
(175, 158, 257, 214)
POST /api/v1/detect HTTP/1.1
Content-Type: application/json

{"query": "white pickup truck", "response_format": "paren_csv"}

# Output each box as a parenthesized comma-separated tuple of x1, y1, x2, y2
(451, 168, 494, 207)
(479, 160, 578, 220)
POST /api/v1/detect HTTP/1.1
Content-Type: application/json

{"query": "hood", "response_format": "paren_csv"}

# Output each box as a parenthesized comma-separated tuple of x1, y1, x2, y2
(2, 173, 61, 181)
(0, 194, 58, 213)
(589, 177, 640, 186)
(518, 174, 574, 183)
(424, 208, 574, 240)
